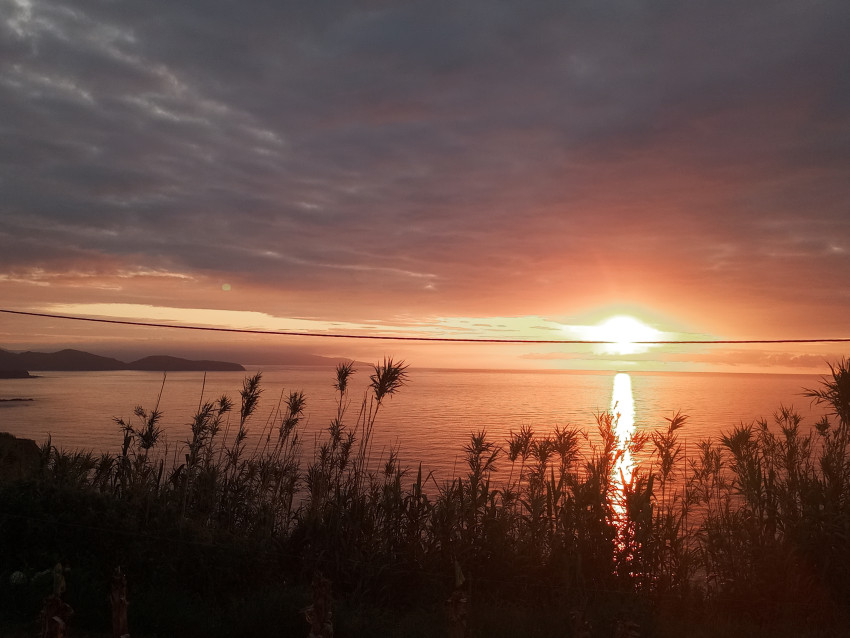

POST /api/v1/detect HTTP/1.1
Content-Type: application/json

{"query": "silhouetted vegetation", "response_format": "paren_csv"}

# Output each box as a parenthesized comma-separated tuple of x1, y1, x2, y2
(2, 358, 850, 637)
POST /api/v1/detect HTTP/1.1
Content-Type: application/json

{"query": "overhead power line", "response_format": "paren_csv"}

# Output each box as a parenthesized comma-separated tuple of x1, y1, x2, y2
(3, 308, 850, 345)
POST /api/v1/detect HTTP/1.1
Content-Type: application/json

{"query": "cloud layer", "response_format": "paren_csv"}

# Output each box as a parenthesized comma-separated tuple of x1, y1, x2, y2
(2, 0, 849, 364)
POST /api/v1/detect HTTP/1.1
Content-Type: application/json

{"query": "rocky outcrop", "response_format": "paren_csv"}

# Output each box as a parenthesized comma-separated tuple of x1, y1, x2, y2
(0, 432, 41, 481)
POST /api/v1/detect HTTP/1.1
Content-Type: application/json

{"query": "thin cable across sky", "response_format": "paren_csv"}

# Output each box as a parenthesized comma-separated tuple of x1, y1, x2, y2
(3, 308, 850, 345)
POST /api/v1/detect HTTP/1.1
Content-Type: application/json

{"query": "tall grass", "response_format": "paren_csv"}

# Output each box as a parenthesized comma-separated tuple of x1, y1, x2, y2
(3, 358, 850, 637)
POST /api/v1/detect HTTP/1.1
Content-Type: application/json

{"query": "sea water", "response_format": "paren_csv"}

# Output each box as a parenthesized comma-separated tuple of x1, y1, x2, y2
(0, 366, 829, 480)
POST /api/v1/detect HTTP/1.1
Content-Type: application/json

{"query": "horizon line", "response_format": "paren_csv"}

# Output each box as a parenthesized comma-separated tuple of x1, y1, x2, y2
(4, 309, 850, 346)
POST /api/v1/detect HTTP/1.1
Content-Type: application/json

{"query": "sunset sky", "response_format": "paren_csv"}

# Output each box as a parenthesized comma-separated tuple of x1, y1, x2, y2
(2, 1, 849, 372)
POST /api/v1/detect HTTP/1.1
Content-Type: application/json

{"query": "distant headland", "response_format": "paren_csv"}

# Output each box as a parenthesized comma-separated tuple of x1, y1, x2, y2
(0, 348, 245, 373)
(0, 370, 33, 379)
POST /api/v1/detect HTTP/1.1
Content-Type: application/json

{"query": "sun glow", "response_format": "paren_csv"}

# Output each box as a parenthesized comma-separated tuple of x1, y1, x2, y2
(593, 315, 661, 355)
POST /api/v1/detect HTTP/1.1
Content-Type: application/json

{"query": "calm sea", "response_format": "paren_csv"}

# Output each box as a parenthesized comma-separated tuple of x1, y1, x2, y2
(0, 366, 830, 479)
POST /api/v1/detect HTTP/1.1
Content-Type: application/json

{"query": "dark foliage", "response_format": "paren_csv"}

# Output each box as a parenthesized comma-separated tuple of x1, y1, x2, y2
(2, 358, 849, 637)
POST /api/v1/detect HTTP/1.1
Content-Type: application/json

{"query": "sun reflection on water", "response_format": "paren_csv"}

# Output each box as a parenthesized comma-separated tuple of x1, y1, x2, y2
(610, 373, 636, 519)
(611, 373, 635, 480)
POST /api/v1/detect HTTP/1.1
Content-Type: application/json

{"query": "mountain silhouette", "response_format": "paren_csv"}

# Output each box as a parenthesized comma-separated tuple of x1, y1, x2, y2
(0, 348, 244, 372)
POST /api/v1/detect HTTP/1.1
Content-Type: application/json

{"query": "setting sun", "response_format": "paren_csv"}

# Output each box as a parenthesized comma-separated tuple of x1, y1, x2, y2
(590, 315, 661, 354)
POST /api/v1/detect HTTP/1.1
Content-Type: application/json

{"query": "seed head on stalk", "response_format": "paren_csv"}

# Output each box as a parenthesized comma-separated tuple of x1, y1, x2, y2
(370, 357, 408, 404)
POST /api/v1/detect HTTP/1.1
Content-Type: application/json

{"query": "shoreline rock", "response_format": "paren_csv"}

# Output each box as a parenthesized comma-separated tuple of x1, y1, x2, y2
(0, 432, 40, 481)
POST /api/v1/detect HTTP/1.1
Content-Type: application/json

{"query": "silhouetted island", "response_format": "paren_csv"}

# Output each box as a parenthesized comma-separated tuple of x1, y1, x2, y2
(128, 355, 245, 372)
(0, 370, 32, 379)
(0, 348, 244, 372)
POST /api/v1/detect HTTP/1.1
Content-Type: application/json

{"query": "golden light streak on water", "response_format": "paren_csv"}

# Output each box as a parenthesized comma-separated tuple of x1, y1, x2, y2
(610, 372, 636, 518)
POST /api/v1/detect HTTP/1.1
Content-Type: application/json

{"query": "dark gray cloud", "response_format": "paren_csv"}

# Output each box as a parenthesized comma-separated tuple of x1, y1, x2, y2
(2, 0, 849, 324)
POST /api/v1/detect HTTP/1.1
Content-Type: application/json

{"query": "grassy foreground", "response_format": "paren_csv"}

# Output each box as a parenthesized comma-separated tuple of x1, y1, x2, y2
(2, 358, 850, 637)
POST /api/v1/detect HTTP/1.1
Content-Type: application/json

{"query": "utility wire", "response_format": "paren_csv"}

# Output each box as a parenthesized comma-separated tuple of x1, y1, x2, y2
(3, 308, 850, 345)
